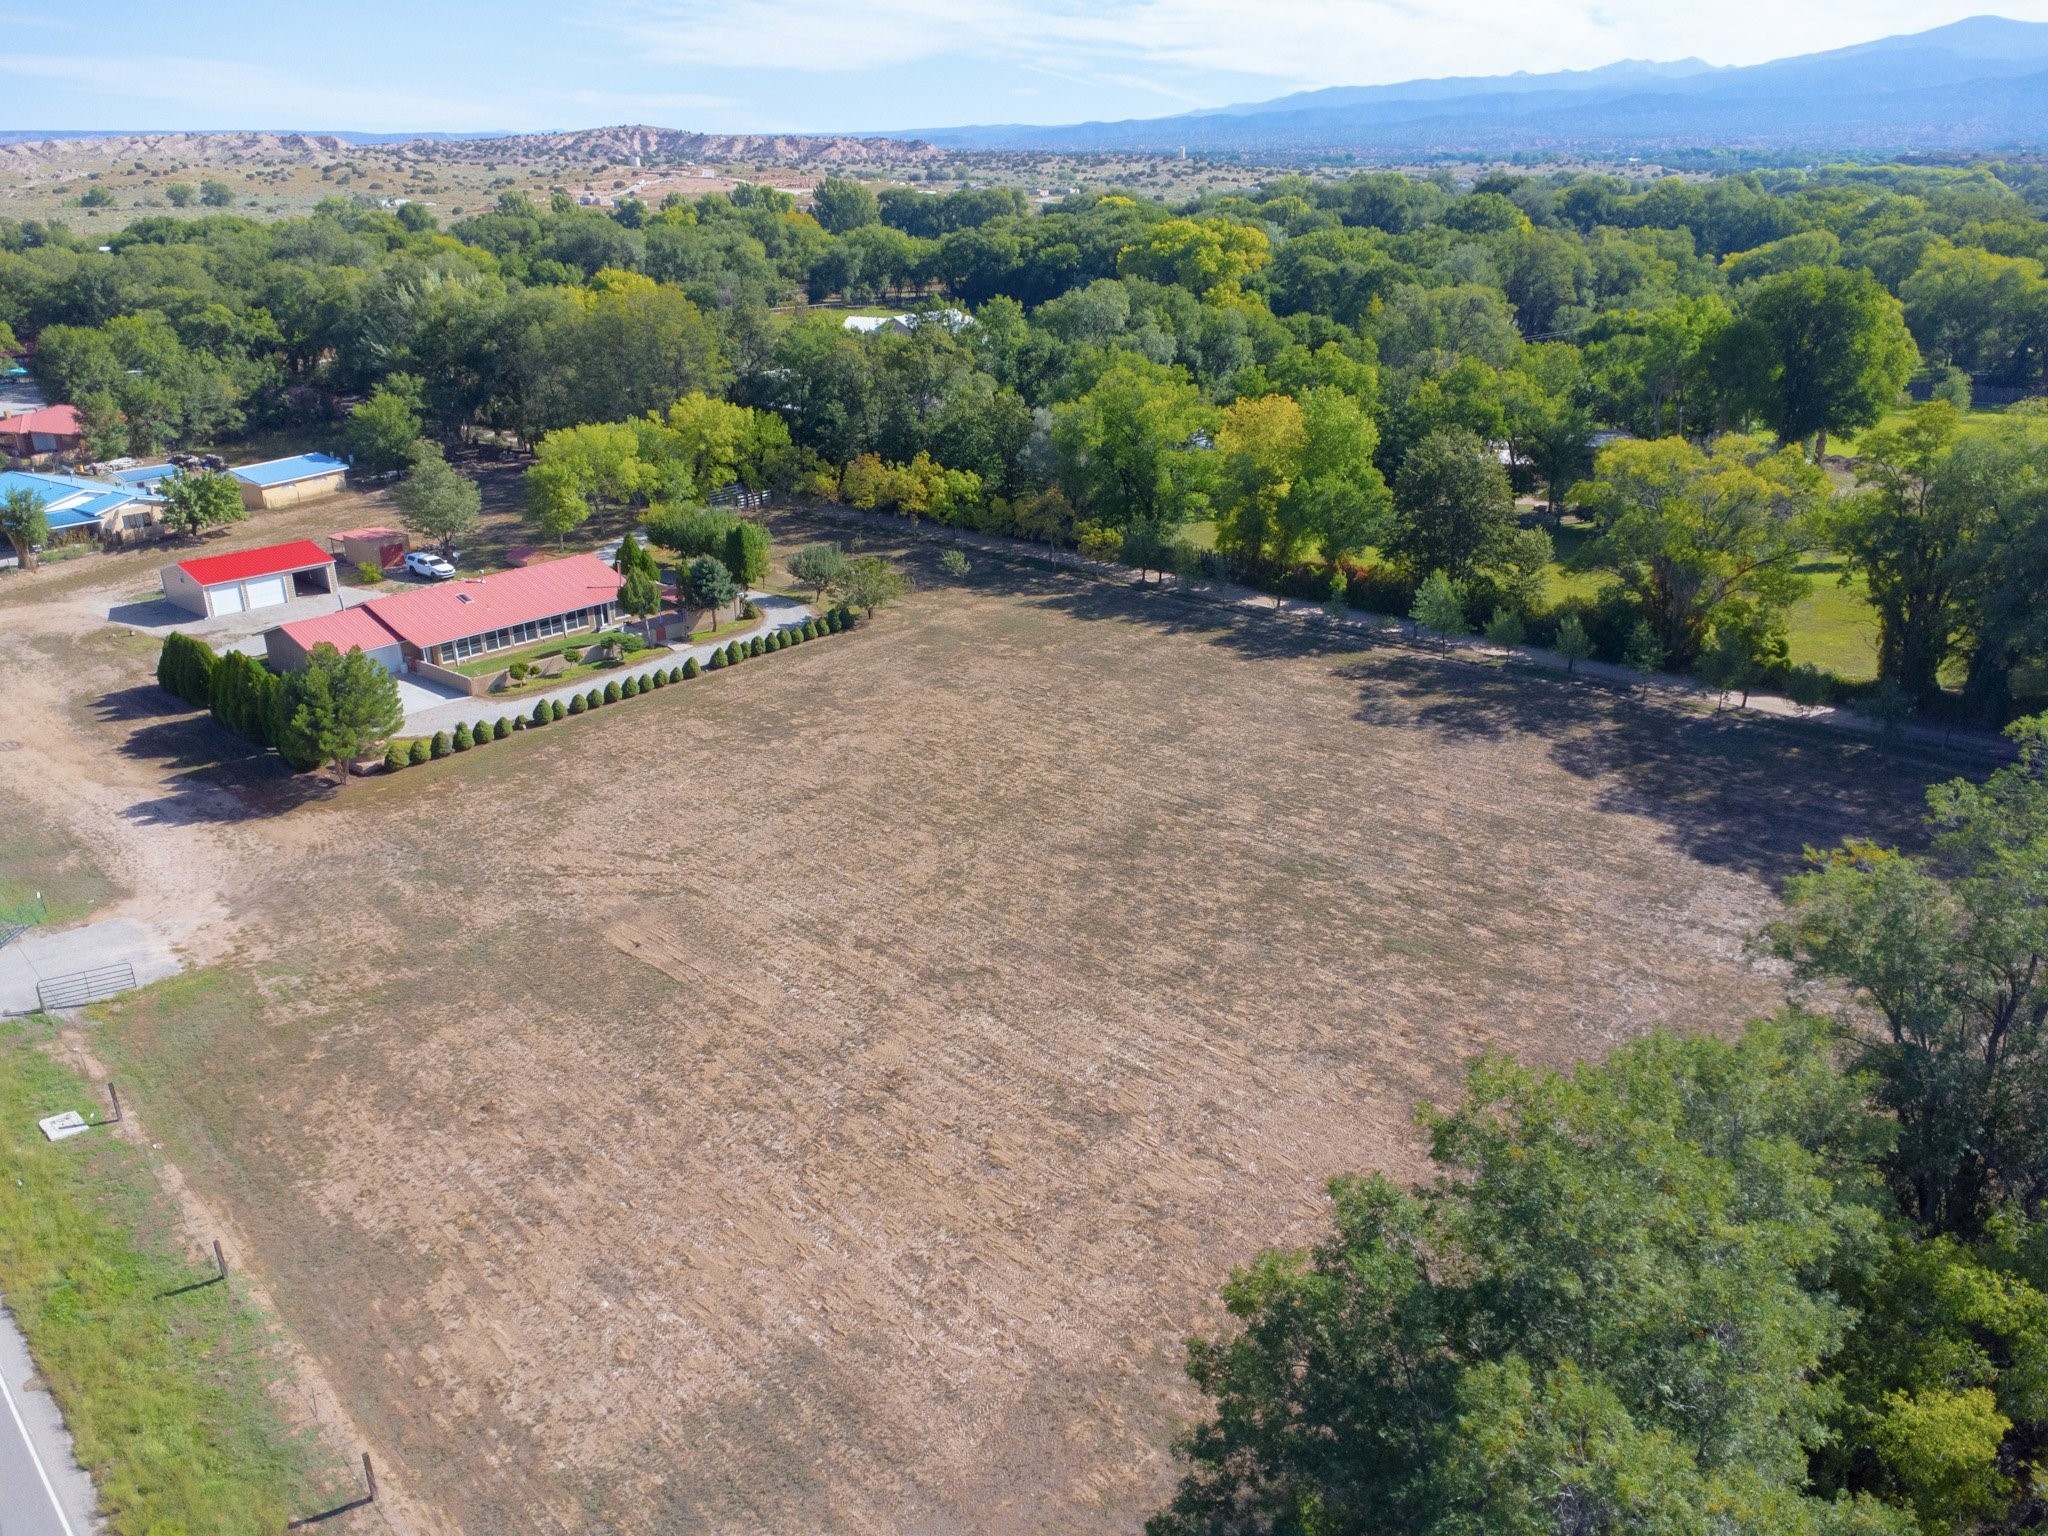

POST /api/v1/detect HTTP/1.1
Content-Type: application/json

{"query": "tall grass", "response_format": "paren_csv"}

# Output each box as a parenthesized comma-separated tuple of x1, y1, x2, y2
(0, 1022, 321, 1533)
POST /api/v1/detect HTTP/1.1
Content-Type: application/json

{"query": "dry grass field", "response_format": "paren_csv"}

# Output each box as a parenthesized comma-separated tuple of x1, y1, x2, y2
(0, 525, 1945, 1534)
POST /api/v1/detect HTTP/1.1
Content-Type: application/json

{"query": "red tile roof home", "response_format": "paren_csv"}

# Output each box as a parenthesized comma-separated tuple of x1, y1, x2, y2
(357, 554, 625, 649)
(273, 605, 404, 658)
(0, 404, 82, 440)
(174, 539, 335, 587)
(273, 553, 625, 658)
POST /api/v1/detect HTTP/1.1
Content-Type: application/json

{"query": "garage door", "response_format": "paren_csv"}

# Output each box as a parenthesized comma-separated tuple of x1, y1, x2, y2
(243, 576, 289, 609)
(209, 585, 245, 615)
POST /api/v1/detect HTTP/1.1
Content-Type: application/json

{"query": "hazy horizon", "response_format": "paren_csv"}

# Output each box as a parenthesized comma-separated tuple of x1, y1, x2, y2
(8, 2, 2048, 139)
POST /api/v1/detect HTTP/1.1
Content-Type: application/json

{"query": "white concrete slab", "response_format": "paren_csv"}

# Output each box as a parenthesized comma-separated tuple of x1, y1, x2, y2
(36, 1113, 88, 1143)
(0, 920, 181, 1017)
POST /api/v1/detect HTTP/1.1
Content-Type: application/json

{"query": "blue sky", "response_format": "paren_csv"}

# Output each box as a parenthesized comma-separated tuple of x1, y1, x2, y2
(5, 1, 2048, 135)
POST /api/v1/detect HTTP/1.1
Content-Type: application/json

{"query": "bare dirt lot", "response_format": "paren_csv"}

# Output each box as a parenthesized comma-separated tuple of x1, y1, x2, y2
(0, 524, 1945, 1534)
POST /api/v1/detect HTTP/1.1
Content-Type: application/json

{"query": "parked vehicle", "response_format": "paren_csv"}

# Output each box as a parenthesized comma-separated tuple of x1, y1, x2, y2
(405, 551, 456, 581)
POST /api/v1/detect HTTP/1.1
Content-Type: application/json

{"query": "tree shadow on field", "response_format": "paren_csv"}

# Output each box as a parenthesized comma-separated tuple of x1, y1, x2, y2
(1342, 651, 1945, 879)
(108, 704, 335, 826)
(92, 683, 190, 723)
(777, 517, 1951, 880)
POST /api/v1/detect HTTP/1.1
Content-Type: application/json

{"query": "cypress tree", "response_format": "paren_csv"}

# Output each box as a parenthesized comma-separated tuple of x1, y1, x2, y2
(452, 723, 473, 752)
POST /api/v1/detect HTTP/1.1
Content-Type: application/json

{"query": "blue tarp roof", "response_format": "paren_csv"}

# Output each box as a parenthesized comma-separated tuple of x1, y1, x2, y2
(230, 453, 348, 488)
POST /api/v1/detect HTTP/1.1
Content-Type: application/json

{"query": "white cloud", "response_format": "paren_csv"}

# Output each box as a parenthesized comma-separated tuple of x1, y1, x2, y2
(602, 0, 2048, 92)
(0, 51, 735, 133)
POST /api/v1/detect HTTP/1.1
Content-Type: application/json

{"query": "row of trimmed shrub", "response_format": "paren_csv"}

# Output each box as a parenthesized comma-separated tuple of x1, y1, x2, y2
(382, 608, 854, 772)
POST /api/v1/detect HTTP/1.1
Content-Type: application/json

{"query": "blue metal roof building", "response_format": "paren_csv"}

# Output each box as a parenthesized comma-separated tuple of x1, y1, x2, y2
(230, 453, 349, 489)
(110, 462, 177, 491)
(228, 452, 351, 509)
(0, 469, 156, 543)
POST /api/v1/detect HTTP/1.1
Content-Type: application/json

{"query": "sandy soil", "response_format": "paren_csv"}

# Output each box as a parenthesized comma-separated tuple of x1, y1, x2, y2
(0, 530, 1944, 1535)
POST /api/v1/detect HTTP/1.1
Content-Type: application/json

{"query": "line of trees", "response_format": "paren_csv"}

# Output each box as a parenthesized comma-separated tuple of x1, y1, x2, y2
(13, 160, 2048, 711)
(1154, 715, 2048, 1536)
(156, 632, 401, 782)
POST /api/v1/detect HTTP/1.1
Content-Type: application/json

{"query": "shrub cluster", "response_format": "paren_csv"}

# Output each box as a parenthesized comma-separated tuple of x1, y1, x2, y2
(155, 632, 216, 708)
(382, 610, 849, 770)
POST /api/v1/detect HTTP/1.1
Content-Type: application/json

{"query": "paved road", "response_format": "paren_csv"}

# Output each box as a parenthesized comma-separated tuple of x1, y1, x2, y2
(0, 1296, 95, 1536)
(0, 920, 182, 1017)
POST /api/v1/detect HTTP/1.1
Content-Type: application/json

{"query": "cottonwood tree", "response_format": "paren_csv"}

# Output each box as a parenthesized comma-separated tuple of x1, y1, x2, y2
(1772, 714, 2048, 1237)
(390, 442, 480, 556)
(1569, 433, 1825, 671)
(1386, 426, 1518, 582)
(1725, 265, 1918, 456)
(1831, 403, 2048, 713)
(810, 176, 880, 235)
(159, 470, 246, 539)
(1051, 353, 1218, 531)
(1149, 1017, 1912, 1536)
(344, 377, 425, 474)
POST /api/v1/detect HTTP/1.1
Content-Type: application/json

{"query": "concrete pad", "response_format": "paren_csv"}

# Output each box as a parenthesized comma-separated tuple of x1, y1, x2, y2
(394, 673, 470, 717)
(103, 583, 384, 650)
(0, 918, 181, 1016)
(37, 1113, 88, 1143)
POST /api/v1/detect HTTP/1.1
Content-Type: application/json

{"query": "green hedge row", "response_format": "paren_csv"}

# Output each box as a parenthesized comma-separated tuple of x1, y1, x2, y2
(381, 610, 851, 771)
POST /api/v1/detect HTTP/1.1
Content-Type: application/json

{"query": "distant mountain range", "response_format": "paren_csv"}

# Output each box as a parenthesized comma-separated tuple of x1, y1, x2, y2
(0, 130, 497, 147)
(895, 16, 2048, 158)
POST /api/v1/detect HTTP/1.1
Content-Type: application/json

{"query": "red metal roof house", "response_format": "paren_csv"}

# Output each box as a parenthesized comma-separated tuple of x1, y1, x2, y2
(0, 404, 84, 462)
(265, 554, 625, 677)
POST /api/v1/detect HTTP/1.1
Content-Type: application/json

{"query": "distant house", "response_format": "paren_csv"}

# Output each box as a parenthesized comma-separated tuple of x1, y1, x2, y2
(0, 468, 161, 548)
(0, 404, 84, 463)
(841, 308, 973, 337)
(266, 553, 625, 677)
(229, 453, 350, 510)
(161, 539, 339, 618)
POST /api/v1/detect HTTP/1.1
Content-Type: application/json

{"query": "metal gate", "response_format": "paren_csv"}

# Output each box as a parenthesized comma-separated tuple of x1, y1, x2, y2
(36, 963, 137, 1011)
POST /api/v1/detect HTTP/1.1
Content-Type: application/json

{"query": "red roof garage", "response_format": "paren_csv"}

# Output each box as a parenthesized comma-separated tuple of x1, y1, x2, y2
(160, 539, 338, 619)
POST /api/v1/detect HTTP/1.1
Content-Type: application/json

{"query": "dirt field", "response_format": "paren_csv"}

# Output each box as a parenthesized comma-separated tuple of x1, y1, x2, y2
(0, 524, 1944, 1534)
